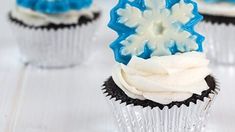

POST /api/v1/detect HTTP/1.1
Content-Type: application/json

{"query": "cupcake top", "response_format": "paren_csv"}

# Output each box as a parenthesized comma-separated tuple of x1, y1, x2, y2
(197, 0, 235, 17)
(11, 0, 99, 26)
(109, 0, 211, 104)
(16, 0, 92, 14)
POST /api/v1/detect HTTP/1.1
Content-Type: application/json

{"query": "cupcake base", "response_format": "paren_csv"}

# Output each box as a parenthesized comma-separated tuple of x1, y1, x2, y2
(9, 11, 101, 68)
(103, 76, 219, 132)
(197, 14, 235, 65)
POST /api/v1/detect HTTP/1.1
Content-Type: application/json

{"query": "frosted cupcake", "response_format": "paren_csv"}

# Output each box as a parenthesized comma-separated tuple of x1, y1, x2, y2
(196, 0, 235, 64)
(103, 0, 219, 131)
(9, 0, 101, 68)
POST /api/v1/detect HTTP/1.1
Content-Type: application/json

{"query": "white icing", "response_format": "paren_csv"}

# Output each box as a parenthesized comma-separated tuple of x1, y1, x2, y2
(11, 6, 100, 26)
(112, 52, 211, 104)
(117, 0, 197, 57)
(197, 0, 235, 17)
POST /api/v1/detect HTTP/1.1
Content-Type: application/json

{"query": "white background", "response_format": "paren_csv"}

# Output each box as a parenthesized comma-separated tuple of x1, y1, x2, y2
(0, 0, 235, 132)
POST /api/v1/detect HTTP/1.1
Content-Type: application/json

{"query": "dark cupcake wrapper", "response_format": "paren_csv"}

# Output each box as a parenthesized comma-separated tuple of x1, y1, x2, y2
(202, 13, 235, 25)
(8, 11, 101, 30)
(102, 75, 219, 110)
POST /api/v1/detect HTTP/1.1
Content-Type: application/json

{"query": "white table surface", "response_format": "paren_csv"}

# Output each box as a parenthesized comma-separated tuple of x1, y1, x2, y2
(0, 1, 235, 132)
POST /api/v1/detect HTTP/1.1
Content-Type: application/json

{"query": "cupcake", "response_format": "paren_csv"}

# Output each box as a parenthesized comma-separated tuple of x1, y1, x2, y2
(9, 0, 101, 68)
(103, 0, 219, 131)
(196, 0, 235, 64)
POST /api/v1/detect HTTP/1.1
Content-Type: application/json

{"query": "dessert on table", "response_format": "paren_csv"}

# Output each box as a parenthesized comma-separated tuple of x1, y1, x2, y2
(9, 0, 101, 68)
(103, 0, 219, 131)
(197, 0, 235, 64)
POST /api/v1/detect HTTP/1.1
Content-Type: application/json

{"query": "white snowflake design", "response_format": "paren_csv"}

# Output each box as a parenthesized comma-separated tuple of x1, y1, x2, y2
(117, 0, 198, 56)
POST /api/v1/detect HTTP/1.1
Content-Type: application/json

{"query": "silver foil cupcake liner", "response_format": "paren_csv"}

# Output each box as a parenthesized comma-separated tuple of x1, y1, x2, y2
(197, 21, 235, 65)
(9, 17, 100, 68)
(104, 89, 219, 132)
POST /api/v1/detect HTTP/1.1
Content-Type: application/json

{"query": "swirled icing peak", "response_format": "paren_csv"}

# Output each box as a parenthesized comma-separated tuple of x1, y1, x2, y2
(112, 52, 211, 104)
(16, 0, 92, 14)
(109, 0, 204, 64)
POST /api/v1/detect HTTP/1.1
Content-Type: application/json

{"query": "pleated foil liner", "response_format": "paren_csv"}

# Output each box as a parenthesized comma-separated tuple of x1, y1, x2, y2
(104, 89, 219, 132)
(197, 21, 235, 65)
(9, 18, 100, 68)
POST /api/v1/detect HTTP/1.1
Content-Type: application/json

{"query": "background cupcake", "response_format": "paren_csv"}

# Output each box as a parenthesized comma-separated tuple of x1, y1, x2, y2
(103, 0, 219, 131)
(196, 0, 235, 65)
(9, 0, 101, 68)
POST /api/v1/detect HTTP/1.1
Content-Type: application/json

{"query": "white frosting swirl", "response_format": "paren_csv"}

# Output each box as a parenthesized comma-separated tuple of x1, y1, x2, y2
(112, 52, 211, 104)
(11, 6, 100, 26)
(197, 0, 235, 17)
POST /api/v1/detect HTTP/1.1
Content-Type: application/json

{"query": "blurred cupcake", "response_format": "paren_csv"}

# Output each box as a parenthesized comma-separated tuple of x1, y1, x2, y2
(103, 0, 219, 131)
(196, 0, 235, 64)
(9, 0, 101, 68)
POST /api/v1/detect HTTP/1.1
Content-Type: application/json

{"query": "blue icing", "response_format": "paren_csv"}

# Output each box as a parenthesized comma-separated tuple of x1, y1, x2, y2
(109, 0, 205, 64)
(17, 0, 92, 14)
(204, 0, 235, 3)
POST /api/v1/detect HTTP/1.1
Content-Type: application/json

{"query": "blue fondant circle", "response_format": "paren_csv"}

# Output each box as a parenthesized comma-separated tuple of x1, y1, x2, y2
(17, 0, 92, 14)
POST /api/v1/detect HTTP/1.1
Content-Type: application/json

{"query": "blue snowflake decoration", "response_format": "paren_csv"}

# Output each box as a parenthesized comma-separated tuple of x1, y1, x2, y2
(109, 0, 205, 64)
(17, 0, 92, 14)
